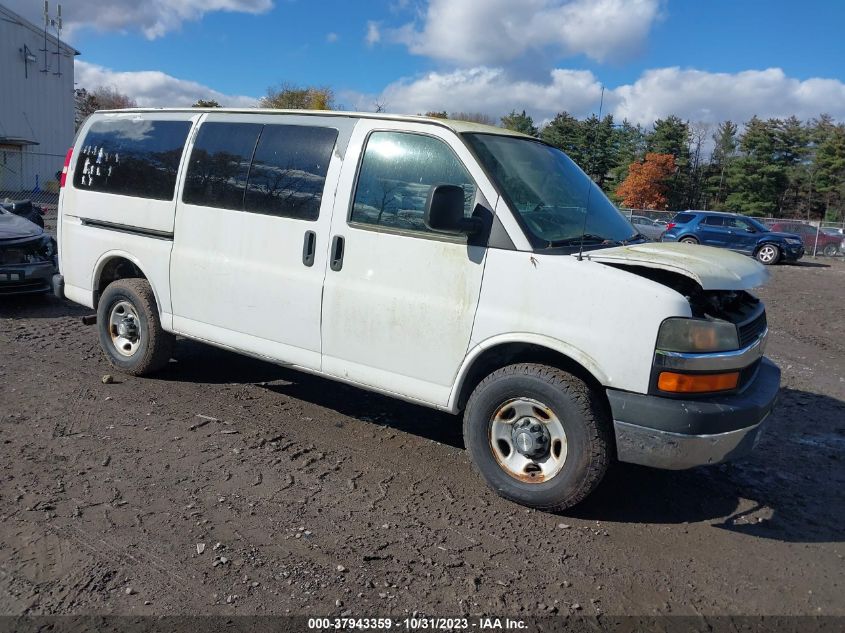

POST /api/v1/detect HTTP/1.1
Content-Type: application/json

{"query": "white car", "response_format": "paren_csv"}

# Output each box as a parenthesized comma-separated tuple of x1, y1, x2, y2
(54, 109, 780, 510)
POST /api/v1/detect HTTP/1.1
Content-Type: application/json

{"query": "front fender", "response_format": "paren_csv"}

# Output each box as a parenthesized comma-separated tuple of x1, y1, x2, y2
(447, 333, 609, 413)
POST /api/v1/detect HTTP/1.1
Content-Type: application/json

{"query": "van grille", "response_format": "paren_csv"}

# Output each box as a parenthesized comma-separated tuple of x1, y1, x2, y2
(738, 309, 767, 348)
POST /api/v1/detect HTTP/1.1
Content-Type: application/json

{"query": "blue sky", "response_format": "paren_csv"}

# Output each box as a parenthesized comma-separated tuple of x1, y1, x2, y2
(8, 0, 845, 125)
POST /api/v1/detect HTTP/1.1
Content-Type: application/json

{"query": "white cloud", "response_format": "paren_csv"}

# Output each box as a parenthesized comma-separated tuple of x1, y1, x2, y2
(390, 0, 662, 65)
(612, 67, 845, 126)
(326, 32, 339, 43)
(366, 20, 381, 46)
(75, 61, 258, 107)
(371, 66, 602, 123)
(361, 65, 845, 129)
(4, 0, 273, 40)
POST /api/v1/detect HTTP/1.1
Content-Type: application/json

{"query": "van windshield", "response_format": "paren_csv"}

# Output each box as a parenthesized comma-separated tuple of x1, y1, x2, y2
(464, 133, 638, 249)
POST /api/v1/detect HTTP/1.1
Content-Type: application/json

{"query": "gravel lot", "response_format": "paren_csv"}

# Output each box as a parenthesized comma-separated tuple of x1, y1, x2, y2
(1, 230, 843, 617)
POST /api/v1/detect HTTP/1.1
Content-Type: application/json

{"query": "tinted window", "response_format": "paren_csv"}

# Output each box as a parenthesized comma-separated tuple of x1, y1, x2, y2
(725, 216, 753, 230)
(183, 123, 262, 209)
(703, 216, 725, 226)
(244, 125, 337, 221)
(74, 119, 191, 200)
(672, 213, 696, 224)
(351, 132, 475, 233)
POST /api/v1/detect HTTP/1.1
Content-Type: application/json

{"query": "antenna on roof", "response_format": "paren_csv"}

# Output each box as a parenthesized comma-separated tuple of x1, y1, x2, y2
(577, 85, 605, 262)
(40, 1, 49, 73)
(53, 4, 63, 77)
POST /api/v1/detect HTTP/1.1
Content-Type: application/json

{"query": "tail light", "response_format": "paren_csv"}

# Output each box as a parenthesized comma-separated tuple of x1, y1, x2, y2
(666, 222, 676, 230)
(59, 148, 73, 188)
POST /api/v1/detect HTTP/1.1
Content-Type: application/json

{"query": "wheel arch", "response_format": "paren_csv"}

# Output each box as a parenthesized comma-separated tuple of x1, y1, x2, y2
(92, 251, 156, 310)
(448, 335, 610, 415)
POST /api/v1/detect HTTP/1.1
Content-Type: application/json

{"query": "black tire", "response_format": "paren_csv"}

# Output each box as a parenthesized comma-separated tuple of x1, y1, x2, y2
(755, 243, 781, 265)
(823, 244, 838, 257)
(97, 278, 174, 376)
(463, 363, 611, 511)
(679, 236, 698, 244)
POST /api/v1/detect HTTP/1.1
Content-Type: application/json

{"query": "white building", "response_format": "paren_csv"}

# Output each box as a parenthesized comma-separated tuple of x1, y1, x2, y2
(0, 3, 78, 200)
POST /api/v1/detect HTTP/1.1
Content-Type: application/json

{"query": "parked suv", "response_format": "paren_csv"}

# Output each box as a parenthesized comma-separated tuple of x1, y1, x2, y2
(54, 110, 780, 510)
(662, 211, 804, 265)
(768, 221, 843, 257)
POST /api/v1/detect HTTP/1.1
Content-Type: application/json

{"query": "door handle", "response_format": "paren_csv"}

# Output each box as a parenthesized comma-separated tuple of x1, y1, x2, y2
(330, 235, 345, 272)
(302, 230, 316, 267)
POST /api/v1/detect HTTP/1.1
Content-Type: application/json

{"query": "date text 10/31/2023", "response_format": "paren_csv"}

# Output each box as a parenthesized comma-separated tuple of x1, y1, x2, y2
(307, 617, 528, 630)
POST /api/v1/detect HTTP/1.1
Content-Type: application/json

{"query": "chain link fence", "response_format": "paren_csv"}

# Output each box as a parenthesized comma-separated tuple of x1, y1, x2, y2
(758, 218, 845, 258)
(619, 208, 845, 257)
(0, 149, 64, 211)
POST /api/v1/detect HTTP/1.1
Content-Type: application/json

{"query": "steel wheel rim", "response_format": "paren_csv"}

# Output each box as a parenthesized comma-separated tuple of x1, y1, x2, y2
(108, 300, 142, 357)
(680, 238, 696, 244)
(759, 245, 777, 263)
(489, 397, 568, 483)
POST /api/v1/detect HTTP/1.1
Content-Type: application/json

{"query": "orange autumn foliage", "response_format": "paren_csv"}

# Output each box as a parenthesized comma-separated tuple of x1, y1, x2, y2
(615, 153, 676, 209)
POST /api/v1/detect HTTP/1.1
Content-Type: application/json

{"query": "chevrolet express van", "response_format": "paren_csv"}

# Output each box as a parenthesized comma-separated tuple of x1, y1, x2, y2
(55, 109, 780, 510)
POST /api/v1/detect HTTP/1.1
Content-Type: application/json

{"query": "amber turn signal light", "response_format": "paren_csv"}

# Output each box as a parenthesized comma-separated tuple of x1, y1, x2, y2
(657, 371, 739, 394)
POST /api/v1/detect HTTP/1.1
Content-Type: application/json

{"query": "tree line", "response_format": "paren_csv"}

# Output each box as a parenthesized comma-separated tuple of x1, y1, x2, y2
(498, 109, 845, 221)
(74, 84, 845, 221)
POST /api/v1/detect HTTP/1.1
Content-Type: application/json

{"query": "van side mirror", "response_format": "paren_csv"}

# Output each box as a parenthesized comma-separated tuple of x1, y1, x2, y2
(424, 184, 481, 235)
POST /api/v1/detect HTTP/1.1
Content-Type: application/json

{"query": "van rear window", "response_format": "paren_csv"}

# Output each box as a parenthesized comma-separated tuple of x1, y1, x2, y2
(74, 119, 191, 200)
(672, 213, 696, 224)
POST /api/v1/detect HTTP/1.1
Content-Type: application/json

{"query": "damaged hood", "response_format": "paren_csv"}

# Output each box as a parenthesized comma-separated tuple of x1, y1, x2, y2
(0, 211, 43, 241)
(585, 242, 769, 290)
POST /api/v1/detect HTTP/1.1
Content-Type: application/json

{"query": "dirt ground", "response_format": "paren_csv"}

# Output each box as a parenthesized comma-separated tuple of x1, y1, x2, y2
(1, 231, 843, 617)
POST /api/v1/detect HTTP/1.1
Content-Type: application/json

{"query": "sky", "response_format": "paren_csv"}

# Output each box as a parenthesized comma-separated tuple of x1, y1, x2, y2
(7, 0, 845, 128)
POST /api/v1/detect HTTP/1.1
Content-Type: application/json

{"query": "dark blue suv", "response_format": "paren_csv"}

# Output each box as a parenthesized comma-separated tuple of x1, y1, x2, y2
(661, 210, 804, 265)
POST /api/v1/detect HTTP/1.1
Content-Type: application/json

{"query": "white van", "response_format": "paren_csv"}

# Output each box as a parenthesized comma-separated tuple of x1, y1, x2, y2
(55, 109, 779, 510)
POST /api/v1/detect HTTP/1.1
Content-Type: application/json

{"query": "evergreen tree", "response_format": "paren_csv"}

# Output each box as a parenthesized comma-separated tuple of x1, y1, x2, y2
(815, 123, 845, 221)
(704, 121, 739, 208)
(501, 110, 538, 136)
(724, 117, 784, 216)
(647, 116, 690, 209)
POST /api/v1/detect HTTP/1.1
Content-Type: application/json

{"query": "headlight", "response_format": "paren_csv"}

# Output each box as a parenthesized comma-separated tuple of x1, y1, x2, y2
(785, 238, 802, 245)
(40, 236, 56, 258)
(656, 318, 739, 353)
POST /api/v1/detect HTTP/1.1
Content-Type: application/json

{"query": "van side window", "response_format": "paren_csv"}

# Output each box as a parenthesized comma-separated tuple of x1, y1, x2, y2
(74, 119, 191, 200)
(350, 132, 475, 234)
(182, 123, 262, 210)
(244, 125, 338, 221)
(702, 216, 725, 227)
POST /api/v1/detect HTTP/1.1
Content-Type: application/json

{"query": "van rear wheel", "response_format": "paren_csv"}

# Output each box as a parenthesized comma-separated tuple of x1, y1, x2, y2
(463, 363, 610, 511)
(97, 278, 173, 376)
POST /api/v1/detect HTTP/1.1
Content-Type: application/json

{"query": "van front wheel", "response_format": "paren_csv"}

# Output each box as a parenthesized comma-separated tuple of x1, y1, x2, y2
(463, 363, 610, 511)
(97, 278, 174, 376)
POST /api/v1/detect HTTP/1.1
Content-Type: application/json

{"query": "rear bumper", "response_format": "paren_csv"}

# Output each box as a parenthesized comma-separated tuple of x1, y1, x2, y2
(607, 358, 780, 470)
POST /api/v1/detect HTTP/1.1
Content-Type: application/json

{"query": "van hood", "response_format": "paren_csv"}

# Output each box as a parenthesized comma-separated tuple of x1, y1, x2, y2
(0, 212, 43, 241)
(585, 242, 769, 290)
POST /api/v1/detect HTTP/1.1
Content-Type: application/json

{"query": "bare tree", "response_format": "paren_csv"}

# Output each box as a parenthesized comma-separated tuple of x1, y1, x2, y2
(450, 112, 495, 125)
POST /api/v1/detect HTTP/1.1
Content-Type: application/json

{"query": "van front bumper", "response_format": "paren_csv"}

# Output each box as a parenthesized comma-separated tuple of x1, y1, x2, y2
(606, 358, 780, 470)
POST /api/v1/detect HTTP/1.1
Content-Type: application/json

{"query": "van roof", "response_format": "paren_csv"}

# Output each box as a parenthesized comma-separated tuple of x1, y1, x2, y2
(94, 108, 534, 139)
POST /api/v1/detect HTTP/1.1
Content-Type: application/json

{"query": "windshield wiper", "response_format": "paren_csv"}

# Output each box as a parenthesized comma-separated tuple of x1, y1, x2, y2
(548, 234, 617, 247)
